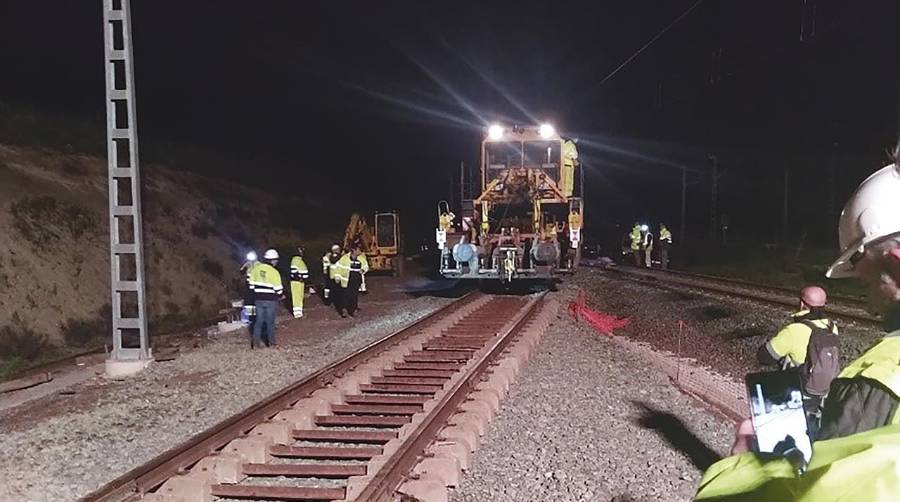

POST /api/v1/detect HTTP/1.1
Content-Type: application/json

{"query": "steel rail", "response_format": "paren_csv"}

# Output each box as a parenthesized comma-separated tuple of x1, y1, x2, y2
(80, 291, 479, 502)
(602, 267, 880, 327)
(638, 266, 866, 307)
(355, 292, 546, 501)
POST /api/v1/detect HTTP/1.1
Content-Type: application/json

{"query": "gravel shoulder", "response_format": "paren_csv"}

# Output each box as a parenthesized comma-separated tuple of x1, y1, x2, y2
(451, 286, 733, 502)
(570, 268, 883, 380)
(0, 275, 454, 501)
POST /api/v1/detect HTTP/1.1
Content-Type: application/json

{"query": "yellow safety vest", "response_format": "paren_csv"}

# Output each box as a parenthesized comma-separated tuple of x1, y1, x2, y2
(561, 140, 578, 197)
(563, 140, 578, 165)
(322, 254, 331, 275)
(696, 424, 900, 501)
(768, 311, 838, 366)
(697, 335, 900, 501)
(290, 256, 309, 282)
(323, 253, 341, 279)
(630, 227, 642, 250)
(247, 262, 283, 301)
(332, 253, 369, 288)
(660, 227, 672, 243)
(439, 213, 453, 231)
(568, 212, 582, 231)
(836, 335, 900, 400)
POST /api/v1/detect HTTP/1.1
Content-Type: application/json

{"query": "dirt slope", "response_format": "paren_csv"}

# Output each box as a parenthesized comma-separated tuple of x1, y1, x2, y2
(0, 143, 316, 362)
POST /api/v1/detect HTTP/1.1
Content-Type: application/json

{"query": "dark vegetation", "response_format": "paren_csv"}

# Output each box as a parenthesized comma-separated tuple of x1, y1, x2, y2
(61, 158, 89, 176)
(10, 195, 98, 247)
(200, 256, 224, 279)
(0, 103, 341, 380)
(190, 221, 217, 239)
(60, 304, 112, 347)
(0, 323, 47, 360)
(675, 240, 866, 299)
(0, 314, 51, 380)
(0, 256, 9, 291)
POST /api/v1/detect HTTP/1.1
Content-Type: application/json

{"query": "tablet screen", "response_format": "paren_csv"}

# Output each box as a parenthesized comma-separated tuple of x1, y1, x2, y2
(745, 370, 812, 463)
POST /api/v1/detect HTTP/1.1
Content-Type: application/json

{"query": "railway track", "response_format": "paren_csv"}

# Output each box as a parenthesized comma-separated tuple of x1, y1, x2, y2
(599, 266, 880, 327)
(647, 267, 867, 307)
(81, 291, 556, 502)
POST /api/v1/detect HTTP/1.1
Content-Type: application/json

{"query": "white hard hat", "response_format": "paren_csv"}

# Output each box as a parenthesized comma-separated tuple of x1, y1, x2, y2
(263, 248, 279, 260)
(827, 163, 900, 278)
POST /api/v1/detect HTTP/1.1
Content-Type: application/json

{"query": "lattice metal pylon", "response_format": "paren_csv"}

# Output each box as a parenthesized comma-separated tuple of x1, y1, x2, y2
(102, 0, 151, 362)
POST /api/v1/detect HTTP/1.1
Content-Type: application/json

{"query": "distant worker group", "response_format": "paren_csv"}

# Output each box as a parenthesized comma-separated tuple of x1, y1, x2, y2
(629, 222, 673, 269)
(240, 242, 370, 348)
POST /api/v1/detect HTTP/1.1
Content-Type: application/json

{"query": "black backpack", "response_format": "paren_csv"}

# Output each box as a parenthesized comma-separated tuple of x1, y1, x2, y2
(800, 320, 840, 396)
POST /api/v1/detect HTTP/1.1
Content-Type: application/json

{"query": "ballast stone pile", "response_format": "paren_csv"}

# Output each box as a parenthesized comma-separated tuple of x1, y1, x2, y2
(451, 305, 732, 502)
(0, 296, 450, 502)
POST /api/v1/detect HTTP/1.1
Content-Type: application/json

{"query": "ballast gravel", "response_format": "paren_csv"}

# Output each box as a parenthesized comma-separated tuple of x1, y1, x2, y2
(451, 289, 733, 502)
(0, 293, 451, 502)
(572, 268, 883, 380)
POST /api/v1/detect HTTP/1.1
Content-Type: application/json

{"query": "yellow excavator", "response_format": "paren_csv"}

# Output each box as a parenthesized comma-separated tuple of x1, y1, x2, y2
(343, 211, 403, 276)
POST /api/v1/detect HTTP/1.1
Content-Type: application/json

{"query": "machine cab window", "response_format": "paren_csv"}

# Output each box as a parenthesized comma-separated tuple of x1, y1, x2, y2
(485, 141, 524, 174)
(524, 140, 561, 181)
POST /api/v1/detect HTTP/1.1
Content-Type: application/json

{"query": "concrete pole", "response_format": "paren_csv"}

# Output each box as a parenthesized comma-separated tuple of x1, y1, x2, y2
(782, 169, 790, 244)
(708, 155, 718, 241)
(102, 0, 152, 376)
(680, 165, 687, 243)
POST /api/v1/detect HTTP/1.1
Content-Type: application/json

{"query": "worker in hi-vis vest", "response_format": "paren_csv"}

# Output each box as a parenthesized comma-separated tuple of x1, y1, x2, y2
(332, 245, 369, 318)
(322, 244, 342, 304)
(247, 249, 283, 348)
(289, 247, 309, 319)
(630, 223, 642, 266)
(561, 139, 578, 197)
(658, 224, 673, 269)
(641, 225, 654, 268)
(568, 208, 582, 249)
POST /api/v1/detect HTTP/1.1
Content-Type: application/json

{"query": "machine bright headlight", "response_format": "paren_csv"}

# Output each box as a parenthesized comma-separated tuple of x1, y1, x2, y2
(488, 124, 504, 140)
(246, 251, 258, 262)
(538, 123, 555, 138)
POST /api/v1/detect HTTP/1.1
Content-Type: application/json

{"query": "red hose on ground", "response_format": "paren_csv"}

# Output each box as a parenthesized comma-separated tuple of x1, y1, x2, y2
(568, 289, 630, 336)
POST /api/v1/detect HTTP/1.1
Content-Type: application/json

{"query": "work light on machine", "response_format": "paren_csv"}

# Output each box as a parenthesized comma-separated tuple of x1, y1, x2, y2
(488, 124, 504, 140)
(538, 123, 555, 139)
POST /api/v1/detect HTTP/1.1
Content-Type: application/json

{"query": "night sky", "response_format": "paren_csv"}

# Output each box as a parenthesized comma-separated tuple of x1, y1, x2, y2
(1, 1, 898, 246)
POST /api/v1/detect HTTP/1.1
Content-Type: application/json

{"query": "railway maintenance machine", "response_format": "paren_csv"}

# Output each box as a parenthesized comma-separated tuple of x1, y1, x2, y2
(344, 211, 403, 276)
(437, 123, 583, 283)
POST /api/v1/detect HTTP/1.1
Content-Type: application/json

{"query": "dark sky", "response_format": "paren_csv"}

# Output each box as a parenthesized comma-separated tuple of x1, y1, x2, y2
(1, 0, 898, 244)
